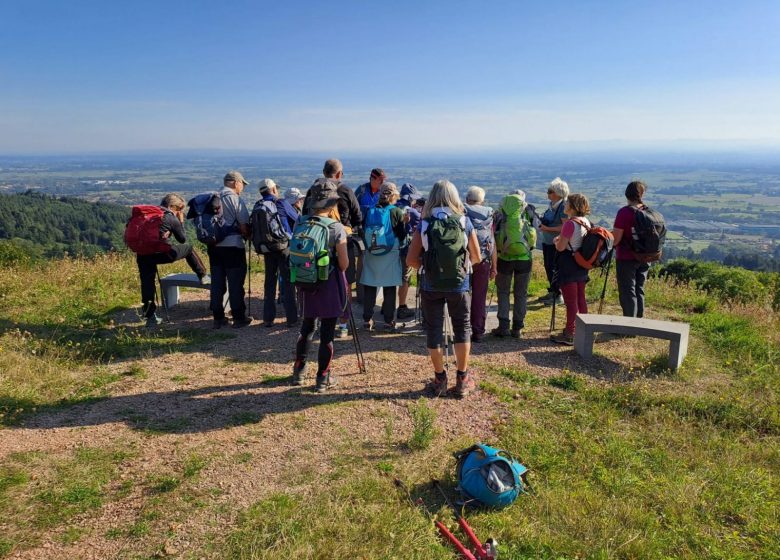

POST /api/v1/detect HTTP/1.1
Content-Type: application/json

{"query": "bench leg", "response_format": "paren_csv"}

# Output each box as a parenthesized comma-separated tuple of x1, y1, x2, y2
(574, 329, 594, 359)
(162, 285, 180, 309)
(668, 336, 687, 370)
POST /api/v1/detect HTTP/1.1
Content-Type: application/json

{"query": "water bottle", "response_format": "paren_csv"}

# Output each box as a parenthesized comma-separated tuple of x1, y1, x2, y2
(317, 252, 330, 281)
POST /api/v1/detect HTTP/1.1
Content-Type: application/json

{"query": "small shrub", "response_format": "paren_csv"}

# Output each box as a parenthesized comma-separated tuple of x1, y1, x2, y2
(408, 399, 437, 450)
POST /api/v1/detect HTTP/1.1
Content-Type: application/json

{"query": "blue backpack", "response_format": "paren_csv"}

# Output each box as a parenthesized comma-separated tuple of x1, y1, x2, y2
(455, 443, 530, 508)
(186, 192, 238, 246)
(363, 205, 396, 256)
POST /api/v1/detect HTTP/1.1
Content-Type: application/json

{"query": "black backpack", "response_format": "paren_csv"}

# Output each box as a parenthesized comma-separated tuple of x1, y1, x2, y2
(251, 199, 290, 254)
(630, 205, 666, 263)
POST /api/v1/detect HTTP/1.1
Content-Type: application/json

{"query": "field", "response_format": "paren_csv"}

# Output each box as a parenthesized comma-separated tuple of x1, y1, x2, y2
(0, 252, 778, 558)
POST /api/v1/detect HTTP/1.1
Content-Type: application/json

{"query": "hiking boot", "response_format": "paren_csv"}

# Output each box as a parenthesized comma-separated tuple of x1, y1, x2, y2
(511, 327, 522, 339)
(544, 295, 564, 307)
(145, 314, 163, 328)
(551, 331, 574, 345)
(292, 360, 307, 386)
(335, 324, 349, 338)
(427, 371, 448, 397)
(538, 292, 555, 302)
(315, 371, 337, 393)
(232, 317, 253, 329)
(454, 371, 477, 399)
(396, 306, 415, 321)
(213, 317, 230, 330)
(198, 273, 211, 286)
(491, 326, 511, 337)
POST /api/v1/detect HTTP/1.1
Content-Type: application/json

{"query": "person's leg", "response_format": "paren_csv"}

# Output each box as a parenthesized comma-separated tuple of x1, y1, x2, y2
(362, 285, 378, 323)
(208, 247, 227, 321)
(381, 286, 397, 325)
(171, 243, 207, 278)
(292, 317, 316, 384)
(279, 256, 297, 324)
(225, 247, 248, 322)
(470, 260, 489, 337)
(448, 291, 472, 372)
(512, 262, 531, 333)
(635, 263, 649, 318)
(616, 260, 638, 317)
(398, 251, 410, 307)
(542, 243, 556, 295)
(560, 282, 578, 335)
(262, 253, 280, 324)
(137, 255, 158, 319)
(315, 317, 338, 391)
(493, 264, 512, 334)
(577, 281, 588, 316)
(421, 291, 447, 395)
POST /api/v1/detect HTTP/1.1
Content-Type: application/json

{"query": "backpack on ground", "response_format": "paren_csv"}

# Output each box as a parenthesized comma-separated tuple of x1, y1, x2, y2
(289, 216, 336, 292)
(124, 205, 172, 256)
(363, 205, 396, 256)
(251, 198, 290, 254)
(496, 194, 537, 260)
(454, 443, 530, 509)
(465, 205, 494, 262)
(630, 205, 667, 263)
(423, 213, 467, 290)
(186, 192, 237, 246)
(570, 218, 614, 270)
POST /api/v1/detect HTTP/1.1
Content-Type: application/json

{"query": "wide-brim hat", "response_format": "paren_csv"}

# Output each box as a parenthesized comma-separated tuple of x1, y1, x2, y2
(308, 178, 340, 210)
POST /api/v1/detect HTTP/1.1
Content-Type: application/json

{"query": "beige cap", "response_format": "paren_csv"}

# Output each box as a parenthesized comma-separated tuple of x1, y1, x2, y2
(258, 178, 277, 193)
(224, 170, 249, 185)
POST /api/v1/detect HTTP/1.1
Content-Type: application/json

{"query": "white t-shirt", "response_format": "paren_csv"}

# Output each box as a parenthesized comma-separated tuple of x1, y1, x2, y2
(562, 217, 591, 251)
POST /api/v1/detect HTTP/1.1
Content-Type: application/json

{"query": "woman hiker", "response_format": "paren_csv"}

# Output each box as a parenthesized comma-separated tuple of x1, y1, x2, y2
(538, 177, 569, 306)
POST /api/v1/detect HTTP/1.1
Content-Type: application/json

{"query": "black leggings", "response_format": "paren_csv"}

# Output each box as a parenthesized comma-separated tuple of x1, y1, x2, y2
(295, 317, 338, 376)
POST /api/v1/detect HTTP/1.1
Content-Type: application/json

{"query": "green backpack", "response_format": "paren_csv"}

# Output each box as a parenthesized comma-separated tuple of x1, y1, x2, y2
(496, 194, 537, 260)
(289, 215, 335, 292)
(423, 213, 467, 290)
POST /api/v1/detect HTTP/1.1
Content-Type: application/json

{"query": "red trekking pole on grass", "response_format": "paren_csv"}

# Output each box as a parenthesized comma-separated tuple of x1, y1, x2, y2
(432, 479, 498, 560)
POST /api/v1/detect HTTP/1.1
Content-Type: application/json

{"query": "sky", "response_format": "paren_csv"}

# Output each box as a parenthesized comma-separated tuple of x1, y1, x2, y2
(1, 0, 779, 154)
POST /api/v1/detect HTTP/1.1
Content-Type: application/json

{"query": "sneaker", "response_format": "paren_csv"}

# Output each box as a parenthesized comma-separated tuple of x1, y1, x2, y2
(491, 326, 511, 337)
(145, 314, 163, 328)
(454, 371, 477, 399)
(213, 317, 230, 329)
(510, 328, 522, 339)
(232, 317, 253, 329)
(335, 324, 349, 338)
(544, 295, 564, 307)
(315, 371, 337, 393)
(427, 371, 448, 397)
(198, 274, 211, 286)
(363, 319, 374, 331)
(396, 306, 415, 320)
(292, 361, 307, 386)
(551, 331, 574, 345)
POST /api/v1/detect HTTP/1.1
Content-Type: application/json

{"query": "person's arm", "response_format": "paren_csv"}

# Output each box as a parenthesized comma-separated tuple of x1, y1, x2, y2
(406, 230, 423, 270)
(554, 220, 575, 252)
(390, 207, 408, 243)
(468, 231, 481, 265)
(346, 188, 362, 230)
(612, 207, 630, 246)
(490, 246, 498, 280)
(336, 238, 348, 271)
(612, 228, 624, 246)
(235, 198, 251, 238)
(165, 212, 187, 243)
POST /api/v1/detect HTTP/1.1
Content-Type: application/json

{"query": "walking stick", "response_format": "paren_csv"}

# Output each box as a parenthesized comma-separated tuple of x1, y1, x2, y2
(443, 304, 452, 371)
(549, 252, 560, 334)
(246, 241, 252, 318)
(339, 271, 366, 375)
(598, 249, 615, 314)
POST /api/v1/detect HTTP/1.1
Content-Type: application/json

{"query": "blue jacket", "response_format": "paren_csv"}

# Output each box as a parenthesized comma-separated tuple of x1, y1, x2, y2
(262, 193, 298, 235)
(355, 182, 381, 221)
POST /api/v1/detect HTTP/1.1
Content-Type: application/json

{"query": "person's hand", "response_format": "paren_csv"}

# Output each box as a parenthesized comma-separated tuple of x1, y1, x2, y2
(553, 235, 560, 244)
(490, 266, 497, 280)
(176, 210, 185, 223)
(402, 212, 411, 224)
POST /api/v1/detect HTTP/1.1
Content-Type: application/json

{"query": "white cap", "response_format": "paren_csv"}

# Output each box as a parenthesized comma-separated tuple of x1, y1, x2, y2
(258, 178, 277, 193)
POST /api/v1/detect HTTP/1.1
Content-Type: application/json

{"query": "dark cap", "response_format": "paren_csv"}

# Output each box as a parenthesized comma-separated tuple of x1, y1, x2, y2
(308, 178, 340, 210)
(370, 168, 386, 180)
(399, 183, 420, 203)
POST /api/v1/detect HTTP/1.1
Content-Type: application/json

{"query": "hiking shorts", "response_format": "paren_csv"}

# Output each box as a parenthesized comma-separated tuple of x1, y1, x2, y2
(420, 290, 471, 349)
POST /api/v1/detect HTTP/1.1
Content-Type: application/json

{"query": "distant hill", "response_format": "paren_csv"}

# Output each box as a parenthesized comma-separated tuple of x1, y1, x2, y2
(0, 191, 130, 260)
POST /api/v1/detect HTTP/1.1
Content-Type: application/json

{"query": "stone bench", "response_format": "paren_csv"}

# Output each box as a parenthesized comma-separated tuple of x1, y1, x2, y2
(574, 314, 690, 370)
(159, 273, 227, 309)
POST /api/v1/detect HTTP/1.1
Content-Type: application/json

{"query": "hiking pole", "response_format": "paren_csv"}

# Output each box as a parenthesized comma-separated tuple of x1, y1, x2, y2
(348, 305, 367, 375)
(246, 241, 252, 319)
(393, 478, 478, 560)
(432, 479, 497, 560)
(598, 249, 615, 314)
(443, 304, 452, 371)
(155, 269, 170, 323)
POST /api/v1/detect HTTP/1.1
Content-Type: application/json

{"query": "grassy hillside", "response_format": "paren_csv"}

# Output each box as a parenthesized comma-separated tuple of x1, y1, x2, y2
(0, 253, 777, 559)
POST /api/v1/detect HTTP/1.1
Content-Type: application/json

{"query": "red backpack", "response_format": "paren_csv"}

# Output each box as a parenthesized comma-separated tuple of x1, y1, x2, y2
(124, 205, 172, 255)
(570, 217, 614, 270)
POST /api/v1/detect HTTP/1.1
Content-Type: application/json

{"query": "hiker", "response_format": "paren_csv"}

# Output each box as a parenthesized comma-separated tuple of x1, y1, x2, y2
(406, 180, 482, 398)
(538, 178, 569, 306)
(361, 182, 409, 331)
(551, 193, 592, 345)
(131, 194, 209, 327)
(464, 186, 497, 342)
(209, 171, 252, 329)
(396, 183, 422, 321)
(491, 190, 537, 338)
(256, 178, 298, 328)
(284, 187, 306, 215)
(612, 180, 651, 318)
(353, 168, 386, 305)
(302, 159, 363, 338)
(291, 179, 349, 392)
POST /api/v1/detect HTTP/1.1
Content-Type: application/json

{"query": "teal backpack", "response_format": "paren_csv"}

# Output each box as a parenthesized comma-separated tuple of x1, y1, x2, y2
(455, 443, 530, 508)
(363, 205, 396, 256)
(289, 216, 335, 292)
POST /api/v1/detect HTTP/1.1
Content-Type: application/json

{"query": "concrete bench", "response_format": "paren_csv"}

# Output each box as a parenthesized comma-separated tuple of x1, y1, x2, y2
(574, 314, 690, 370)
(159, 273, 227, 309)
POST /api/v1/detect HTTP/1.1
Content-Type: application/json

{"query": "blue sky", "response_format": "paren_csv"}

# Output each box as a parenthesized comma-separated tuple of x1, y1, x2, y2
(1, 0, 779, 153)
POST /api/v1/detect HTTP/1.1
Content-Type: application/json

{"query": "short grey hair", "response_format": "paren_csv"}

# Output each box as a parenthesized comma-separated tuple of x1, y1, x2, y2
(549, 177, 569, 199)
(323, 158, 342, 178)
(423, 180, 464, 218)
(465, 186, 485, 204)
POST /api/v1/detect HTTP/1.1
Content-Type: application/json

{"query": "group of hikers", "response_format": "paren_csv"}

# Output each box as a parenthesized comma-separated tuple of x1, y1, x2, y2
(126, 159, 665, 396)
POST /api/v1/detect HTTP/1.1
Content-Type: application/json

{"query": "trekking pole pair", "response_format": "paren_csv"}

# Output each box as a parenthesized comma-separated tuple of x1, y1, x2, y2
(339, 272, 366, 375)
(443, 304, 453, 371)
(597, 249, 615, 314)
(432, 479, 498, 560)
